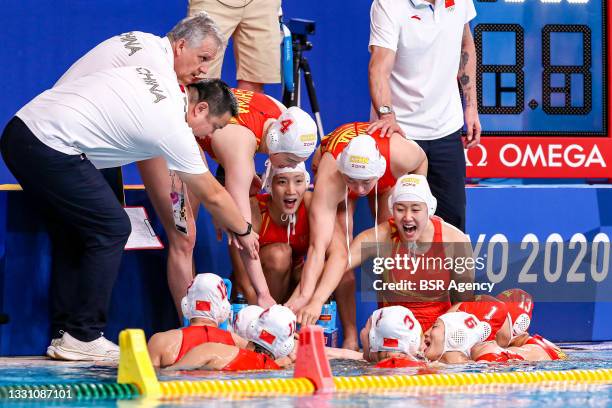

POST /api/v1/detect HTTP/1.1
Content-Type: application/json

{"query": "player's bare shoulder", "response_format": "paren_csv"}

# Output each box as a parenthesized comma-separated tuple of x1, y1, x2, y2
(441, 220, 470, 243)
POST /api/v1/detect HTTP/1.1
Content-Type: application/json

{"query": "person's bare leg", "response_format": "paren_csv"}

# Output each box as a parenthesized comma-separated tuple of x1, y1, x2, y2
(333, 200, 359, 350)
(260, 243, 293, 303)
(229, 244, 258, 304)
(237, 80, 264, 94)
(138, 158, 197, 318)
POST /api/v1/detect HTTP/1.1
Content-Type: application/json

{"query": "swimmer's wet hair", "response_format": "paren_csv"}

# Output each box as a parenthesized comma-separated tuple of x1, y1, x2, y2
(167, 12, 222, 49)
(188, 79, 238, 117)
(253, 343, 275, 359)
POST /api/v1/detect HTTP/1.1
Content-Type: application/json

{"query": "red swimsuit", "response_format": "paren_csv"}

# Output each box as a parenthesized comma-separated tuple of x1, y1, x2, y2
(256, 193, 309, 266)
(321, 122, 396, 199)
(477, 350, 525, 363)
(222, 349, 280, 371)
(174, 325, 235, 364)
(378, 216, 451, 332)
(375, 357, 426, 368)
(198, 88, 282, 161)
(525, 335, 566, 360)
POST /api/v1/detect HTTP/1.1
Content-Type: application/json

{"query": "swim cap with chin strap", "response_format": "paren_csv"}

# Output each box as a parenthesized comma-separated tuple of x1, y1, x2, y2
(181, 273, 231, 324)
(261, 160, 311, 244)
(388, 174, 437, 217)
(438, 312, 488, 359)
(336, 134, 387, 267)
(233, 305, 263, 339)
(266, 106, 318, 158)
(246, 305, 296, 359)
(336, 135, 387, 180)
(369, 306, 423, 358)
(496, 288, 533, 337)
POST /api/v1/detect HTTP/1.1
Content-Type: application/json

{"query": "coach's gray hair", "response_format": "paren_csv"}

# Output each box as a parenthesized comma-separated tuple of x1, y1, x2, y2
(167, 12, 223, 49)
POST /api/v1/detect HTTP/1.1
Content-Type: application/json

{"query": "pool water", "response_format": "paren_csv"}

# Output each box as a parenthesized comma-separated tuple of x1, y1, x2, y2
(1, 344, 612, 407)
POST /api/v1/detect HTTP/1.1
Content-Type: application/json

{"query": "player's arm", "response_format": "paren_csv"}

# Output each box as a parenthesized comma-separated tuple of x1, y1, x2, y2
(446, 225, 475, 303)
(298, 225, 379, 325)
(392, 138, 428, 177)
(325, 347, 365, 360)
(214, 128, 275, 308)
(286, 157, 342, 311)
(177, 170, 258, 258)
(229, 198, 262, 305)
(230, 333, 250, 349)
(147, 331, 178, 368)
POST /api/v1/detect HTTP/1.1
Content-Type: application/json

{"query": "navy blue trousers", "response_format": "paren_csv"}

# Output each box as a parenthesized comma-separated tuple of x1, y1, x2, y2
(1, 117, 131, 341)
(415, 129, 467, 232)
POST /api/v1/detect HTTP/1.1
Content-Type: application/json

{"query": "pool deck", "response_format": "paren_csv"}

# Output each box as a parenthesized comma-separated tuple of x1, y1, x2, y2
(0, 356, 117, 367)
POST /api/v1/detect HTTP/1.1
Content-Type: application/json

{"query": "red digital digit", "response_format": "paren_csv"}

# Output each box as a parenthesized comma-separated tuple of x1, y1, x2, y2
(217, 282, 227, 300)
(464, 317, 477, 329)
(280, 119, 293, 134)
(375, 310, 384, 327)
(404, 314, 415, 330)
(519, 294, 533, 313)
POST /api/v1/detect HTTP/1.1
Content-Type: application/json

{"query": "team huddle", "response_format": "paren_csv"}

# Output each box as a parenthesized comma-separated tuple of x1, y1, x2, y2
(148, 273, 564, 370)
(0, 7, 562, 369)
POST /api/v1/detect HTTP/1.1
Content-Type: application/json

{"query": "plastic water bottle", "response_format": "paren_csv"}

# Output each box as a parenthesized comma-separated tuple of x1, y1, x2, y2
(316, 297, 338, 347)
(230, 293, 248, 331)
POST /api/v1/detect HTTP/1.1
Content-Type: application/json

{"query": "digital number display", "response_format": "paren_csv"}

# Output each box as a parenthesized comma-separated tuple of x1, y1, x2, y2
(474, 0, 606, 135)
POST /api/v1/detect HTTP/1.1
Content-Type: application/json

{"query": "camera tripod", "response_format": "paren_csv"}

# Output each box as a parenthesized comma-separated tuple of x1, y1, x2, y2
(282, 19, 325, 140)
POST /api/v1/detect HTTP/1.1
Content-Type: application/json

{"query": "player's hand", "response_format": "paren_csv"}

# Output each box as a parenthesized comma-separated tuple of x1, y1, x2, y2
(297, 300, 324, 326)
(257, 293, 276, 309)
(236, 230, 260, 259)
(367, 114, 405, 138)
(285, 293, 310, 314)
(463, 105, 481, 149)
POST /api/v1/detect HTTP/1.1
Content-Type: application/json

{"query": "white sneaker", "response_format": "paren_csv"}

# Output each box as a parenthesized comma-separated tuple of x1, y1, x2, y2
(46, 337, 63, 358)
(53, 332, 119, 361)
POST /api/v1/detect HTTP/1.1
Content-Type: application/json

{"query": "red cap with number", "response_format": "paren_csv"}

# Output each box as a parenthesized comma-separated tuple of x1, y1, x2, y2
(496, 289, 533, 336)
(458, 295, 508, 342)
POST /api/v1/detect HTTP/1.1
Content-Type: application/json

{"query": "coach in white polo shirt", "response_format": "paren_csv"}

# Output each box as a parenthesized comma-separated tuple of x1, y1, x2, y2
(1, 67, 257, 361)
(368, 0, 481, 231)
(53, 13, 227, 321)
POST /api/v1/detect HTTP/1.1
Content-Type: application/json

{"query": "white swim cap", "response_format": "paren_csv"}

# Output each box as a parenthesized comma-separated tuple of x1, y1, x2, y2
(233, 305, 263, 339)
(262, 161, 311, 195)
(266, 107, 318, 158)
(336, 135, 386, 180)
(388, 174, 437, 217)
(246, 305, 296, 358)
(180, 273, 231, 324)
(369, 306, 422, 357)
(439, 312, 488, 358)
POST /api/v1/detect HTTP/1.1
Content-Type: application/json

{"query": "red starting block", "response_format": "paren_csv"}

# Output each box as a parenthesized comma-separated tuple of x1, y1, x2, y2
(294, 325, 335, 392)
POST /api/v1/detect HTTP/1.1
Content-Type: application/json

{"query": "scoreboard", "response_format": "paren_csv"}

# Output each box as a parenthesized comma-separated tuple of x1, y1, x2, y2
(466, 0, 611, 178)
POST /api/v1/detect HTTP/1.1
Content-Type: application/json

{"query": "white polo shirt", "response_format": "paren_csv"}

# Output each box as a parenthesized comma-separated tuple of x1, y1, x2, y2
(55, 31, 176, 86)
(17, 67, 207, 174)
(369, 0, 476, 140)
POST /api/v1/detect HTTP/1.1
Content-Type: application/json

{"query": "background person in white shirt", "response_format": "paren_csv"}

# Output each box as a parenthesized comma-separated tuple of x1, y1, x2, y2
(54, 13, 231, 317)
(1, 68, 258, 361)
(367, 0, 481, 231)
